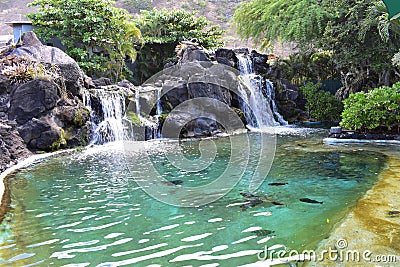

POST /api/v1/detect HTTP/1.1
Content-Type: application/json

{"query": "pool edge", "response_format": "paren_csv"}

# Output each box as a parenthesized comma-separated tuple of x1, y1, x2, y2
(304, 151, 400, 266)
(0, 149, 77, 207)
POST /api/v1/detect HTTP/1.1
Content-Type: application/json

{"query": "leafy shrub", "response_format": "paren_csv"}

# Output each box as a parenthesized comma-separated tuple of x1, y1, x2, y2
(340, 83, 400, 133)
(300, 82, 343, 122)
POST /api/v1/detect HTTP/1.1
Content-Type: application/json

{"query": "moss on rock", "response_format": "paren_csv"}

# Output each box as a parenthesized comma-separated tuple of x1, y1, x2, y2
(73, 106, 90, 127)
(127, 111, 142, 125)
(50, 128, 67, 151)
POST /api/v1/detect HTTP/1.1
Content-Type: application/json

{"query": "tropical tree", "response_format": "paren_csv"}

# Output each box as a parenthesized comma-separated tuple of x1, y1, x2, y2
(133, 9, 224, 84)
(28, 0, 142, 81)
(320, 0, 400, 98)
(233, 0, 333, 50)
(234, 0, 400, 98)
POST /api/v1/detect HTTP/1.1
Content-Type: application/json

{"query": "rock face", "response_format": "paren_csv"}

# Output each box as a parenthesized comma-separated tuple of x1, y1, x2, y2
(274, 79, 306, 121)
(215, 48, 237, 68)
(0, 31, 91, 171)
(0, 121, 32, 173)
(9, 79, 60, 124)
(250, 50, 270, 74)
(158, 60, 239, 137)
(11, 32, 85, 97)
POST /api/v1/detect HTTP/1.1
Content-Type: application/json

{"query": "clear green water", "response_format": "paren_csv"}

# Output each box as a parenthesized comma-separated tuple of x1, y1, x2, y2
(0, 132, 387, 266)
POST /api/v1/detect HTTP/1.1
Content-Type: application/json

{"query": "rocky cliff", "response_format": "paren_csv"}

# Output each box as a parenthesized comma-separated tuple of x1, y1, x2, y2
(0, 32, 91, 172)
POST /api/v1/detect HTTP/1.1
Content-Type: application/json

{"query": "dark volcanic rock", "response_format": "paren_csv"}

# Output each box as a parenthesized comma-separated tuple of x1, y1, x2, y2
(0, 120, 32, 173)
(8, 79, 60, 124)
(11, 32, 85, 97)
(21, 31, 44, 47)
(251, 50, 269, 74)
(93, 77, 112, 87)
(181, 48, 210, 63)
(18, 117, 64, 151)
(188, 82, 231, 106)
(0, 31, 92, 171)
(215, 48, 237, 68)
(328, 131, 400, 141)
(274, 79, 306, 121)
(0, 74, 11, 95)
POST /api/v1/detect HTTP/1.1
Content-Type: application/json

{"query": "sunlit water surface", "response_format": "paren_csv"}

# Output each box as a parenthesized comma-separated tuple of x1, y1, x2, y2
(0, 130, 387, 266)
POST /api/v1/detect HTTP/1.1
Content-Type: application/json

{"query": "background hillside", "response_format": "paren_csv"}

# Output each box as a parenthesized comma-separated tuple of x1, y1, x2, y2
(0, 0, 251, 47)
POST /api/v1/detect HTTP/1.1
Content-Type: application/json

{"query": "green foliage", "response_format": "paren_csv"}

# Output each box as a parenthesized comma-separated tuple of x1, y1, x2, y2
(320, 0, 400, 98)
(300, 82, 343, 122)
(27, 0, 142, 81)
(276, 51, 338, 86)
(50, 128, 67, 151)
(234, 0, 400, 98)
(133, 8, 224, 84)
(73, 107, 89, 127)
(340, 83, 400, 133)
(233, 0, 333, 50)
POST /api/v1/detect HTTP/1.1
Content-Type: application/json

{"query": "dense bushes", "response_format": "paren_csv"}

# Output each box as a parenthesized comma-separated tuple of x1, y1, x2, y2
(300, 82, 343, 121)
(340, 83, 400, 133)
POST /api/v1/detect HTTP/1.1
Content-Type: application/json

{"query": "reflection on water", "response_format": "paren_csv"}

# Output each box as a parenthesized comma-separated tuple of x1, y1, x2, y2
(0, 131, 387, 266)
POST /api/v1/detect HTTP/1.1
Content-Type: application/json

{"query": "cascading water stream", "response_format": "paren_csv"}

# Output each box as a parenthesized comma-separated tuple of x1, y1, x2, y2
(155, 87, 163, 138)
(83, 88, 132, 145)
(265, 80, 289, 126)
(82, 52, 287, 144)
(236, 53, 288, 128)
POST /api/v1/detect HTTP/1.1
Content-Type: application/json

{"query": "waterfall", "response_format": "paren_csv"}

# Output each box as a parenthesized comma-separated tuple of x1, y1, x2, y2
(134, 87, 161, 140)
(236, 53, 288, 128)
(83, 88, 132, 145)
(135, 89, 141, 117)
(155, 88, 163, 138)
(265, 80, 289, 126)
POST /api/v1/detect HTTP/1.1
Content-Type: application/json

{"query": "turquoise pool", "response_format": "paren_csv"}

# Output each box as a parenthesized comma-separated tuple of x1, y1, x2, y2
(0, 131, 387, 266)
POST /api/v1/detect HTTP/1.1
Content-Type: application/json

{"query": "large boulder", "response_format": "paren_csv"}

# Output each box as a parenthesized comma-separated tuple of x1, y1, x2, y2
(93, 77, 112, 87)
(161, 112, 220, 138)
(215, 48, 237, 68)
(11, 31, 85, 96)
(188, 82, 231, 106)
(181, 48, 210, 63)
(251, 50, 270, 75)
(17, 116, 66, 151)
(0, 120, 32, 172)
(8, 79, 60, 124)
